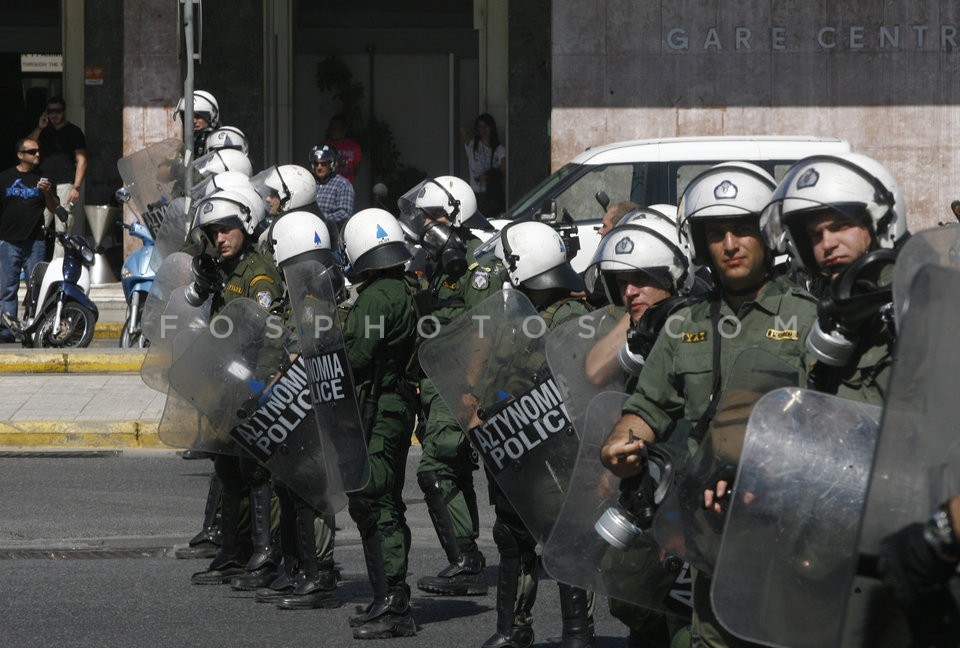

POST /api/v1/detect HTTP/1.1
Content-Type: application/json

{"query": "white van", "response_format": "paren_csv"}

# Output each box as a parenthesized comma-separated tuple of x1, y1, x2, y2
(486, 136, 852, 272)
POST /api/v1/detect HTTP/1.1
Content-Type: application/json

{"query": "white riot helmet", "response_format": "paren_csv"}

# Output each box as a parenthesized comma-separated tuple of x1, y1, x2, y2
(192, 188, 263, 239)
(677, 162, 777, 265)
(205, 125, 249, 154)
(398, 176, 492, 239)
(250, 164, 317, 213)
(266, 211, 337, 269)
(589, 208, 694, 304)
(761, 153, 907, 274)
(174, 90, 220, 128)
(191, 148, 253, 180)
(342, 208, 412, 277)
(501, 221, 584, 292)
(191, 170, 254, 200)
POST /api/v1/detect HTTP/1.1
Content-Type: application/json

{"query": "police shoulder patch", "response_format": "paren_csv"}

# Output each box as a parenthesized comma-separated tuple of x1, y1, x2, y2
(257, 290, 274, 309)
(249, 274, 276, 286)
(471, 270, 490, 291)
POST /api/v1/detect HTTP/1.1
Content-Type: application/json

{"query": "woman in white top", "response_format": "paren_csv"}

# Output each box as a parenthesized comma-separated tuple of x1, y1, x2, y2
(461, 113, 506, 218)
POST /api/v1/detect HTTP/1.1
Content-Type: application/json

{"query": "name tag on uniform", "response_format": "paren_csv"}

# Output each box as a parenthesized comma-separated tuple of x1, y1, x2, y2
(225, 283, 243, 294)
(765, 329, 799, 341)
(681, 331, 707, 343)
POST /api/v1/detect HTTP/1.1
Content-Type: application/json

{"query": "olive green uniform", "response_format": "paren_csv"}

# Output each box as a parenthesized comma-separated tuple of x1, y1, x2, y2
(622, 275, 817, 648)
(344, 270, 418, 588)
(195, 246, 285, 584)
(417, 236, 488, 560)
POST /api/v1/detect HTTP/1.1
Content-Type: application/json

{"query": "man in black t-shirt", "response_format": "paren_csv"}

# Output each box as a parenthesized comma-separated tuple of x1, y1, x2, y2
(0, 138, 59, 342)
(27, 95, 87, 258)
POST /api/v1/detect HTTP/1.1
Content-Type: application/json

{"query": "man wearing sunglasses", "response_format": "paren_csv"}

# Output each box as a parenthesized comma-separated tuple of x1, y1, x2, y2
(0, 138, 59, 342)
(27, 96, 87, 259)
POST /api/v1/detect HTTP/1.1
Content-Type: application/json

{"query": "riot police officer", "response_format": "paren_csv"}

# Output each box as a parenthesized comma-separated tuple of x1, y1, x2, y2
(601, 162, 818, 648)
(185, 189, 285, 589)
(341, 208, 418, 639)
(242, 210, 346, 610)
(761, 152, 908, 405)
(174, 89, 220, 158)
(582, 207, 698, 646)
(398, 175, 492, 596)
(482, 220, 595, 648)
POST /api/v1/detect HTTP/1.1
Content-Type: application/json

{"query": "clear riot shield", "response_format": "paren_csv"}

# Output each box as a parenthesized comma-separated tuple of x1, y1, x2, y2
(652, 349, 801, 575)
(271, 259, 369, 504)
(167, 298, 287, 439)
(545, 306, 625, 433)
(116, 139, 185, 238)
(142, 251, 194, 346)
(419, 289, 579, 543)
(149, 196, 194, 272)
(859, 264, 960, 555)
(542, 391, 692, 618)
(891, 223, 960, 321)
(712, 387, 880, 648)
(141, 285, 228, 454)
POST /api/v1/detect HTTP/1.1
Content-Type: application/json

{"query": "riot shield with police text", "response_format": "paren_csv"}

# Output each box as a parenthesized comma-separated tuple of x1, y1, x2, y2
(117, 139, 184, 238)
(419, 289, 579, 543)
(542, 391, 692, 618)
(652, 349, 801, 575)
(712, 387, 880, 648)
(283, 259, 369, 496)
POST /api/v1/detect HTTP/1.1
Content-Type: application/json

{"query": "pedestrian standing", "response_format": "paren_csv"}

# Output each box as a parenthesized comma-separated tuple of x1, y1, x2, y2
(0, 138, 59, 342)
(26, 96, 86, 258)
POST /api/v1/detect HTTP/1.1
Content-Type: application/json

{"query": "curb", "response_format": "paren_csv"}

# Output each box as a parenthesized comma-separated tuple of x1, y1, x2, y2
(0, 349, 145, 373)
(0, 420, 163, 449)
(94, 321, 123, 340)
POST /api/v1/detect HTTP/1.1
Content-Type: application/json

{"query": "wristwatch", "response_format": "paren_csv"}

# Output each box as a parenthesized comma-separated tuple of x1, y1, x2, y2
(923, 503, 960, 562)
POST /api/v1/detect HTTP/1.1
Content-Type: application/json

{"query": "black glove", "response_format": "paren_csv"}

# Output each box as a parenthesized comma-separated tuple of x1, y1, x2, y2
(184, 253, 219, 307)
(878, 522, 959, 609)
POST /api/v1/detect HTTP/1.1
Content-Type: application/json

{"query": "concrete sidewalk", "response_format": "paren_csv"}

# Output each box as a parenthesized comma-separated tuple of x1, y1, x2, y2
(0, 372, 166, 450)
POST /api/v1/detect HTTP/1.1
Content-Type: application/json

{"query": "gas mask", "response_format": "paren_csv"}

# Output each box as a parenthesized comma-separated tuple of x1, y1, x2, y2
(806, 249, 897, 367)
(595, 444, 675, 550)
(422, 221, 468, 278)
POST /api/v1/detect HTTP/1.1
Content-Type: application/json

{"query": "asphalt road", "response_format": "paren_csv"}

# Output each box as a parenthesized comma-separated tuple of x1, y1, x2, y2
(0, 448, 628, 648)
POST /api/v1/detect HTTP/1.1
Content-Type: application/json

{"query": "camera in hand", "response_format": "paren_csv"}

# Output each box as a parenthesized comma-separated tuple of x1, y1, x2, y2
(184, 253, 220, 307)
(595, 444, 675, 550)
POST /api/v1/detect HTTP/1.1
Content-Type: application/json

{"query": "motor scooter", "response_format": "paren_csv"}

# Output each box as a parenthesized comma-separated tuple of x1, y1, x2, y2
(115, 188, 155, 348)
(1, 206, 99, 348)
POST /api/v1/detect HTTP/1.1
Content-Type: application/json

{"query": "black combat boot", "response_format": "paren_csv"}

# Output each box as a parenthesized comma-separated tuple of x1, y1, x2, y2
(559, 583, 595, 648)
(481, 554, 534, 648)
(352, 584, 417, 640)
(349, 525, 416, 638)
(253, 556, 299, 603)
(191, 484, 246, 584)
(230, 484, 280, 590)
(276, 510, 339, 610)
(175, 473, 222, 559)
(417, 470, 488, 596)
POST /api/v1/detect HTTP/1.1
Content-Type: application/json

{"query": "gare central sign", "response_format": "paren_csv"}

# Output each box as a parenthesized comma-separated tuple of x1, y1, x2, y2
(665, 24, 959, 52)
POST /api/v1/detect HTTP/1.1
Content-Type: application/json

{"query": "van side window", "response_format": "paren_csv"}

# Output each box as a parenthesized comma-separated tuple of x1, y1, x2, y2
(553, 164, 637, 222)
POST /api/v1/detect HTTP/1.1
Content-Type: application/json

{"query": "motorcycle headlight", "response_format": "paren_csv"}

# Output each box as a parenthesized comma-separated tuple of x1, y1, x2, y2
(121, 266, 132, 279)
